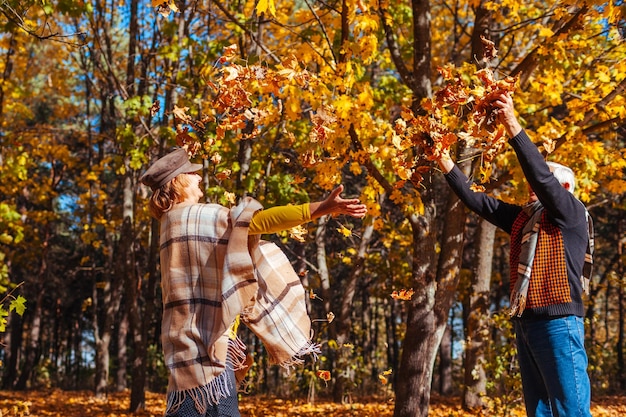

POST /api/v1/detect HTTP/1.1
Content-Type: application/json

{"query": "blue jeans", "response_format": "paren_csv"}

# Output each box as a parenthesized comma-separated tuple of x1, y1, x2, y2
(514, 316, 592, 417)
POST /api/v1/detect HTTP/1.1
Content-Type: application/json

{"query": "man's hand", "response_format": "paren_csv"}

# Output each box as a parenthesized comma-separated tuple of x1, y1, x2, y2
(435, 148, 455, 174)
(310, 185, 368, 220)
(491, 92, 522, 138)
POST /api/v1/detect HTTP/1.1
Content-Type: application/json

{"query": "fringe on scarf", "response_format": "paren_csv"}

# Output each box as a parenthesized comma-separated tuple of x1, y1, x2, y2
(509, 291, 527, 318)
(164, 337, 247, 416)
(165, 371, 233, 416)
(276, 341, 322, 370)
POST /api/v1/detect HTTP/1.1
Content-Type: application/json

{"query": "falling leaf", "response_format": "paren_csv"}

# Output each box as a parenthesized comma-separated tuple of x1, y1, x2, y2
(289, 225, 308, 242)
(391, 288, 414, 300)
(327, 312, 335, 323)
(543, 138, 556, 154)
(172, 105, 191, 123)
(211, 153, 222, 164)
(316, 370, 331, 382)
(150, 100, 160, 117)
(215, 169, 231, 180)
(309, 290, 323, 301)
(222, 66, 239, 82)
(480, 35, 498, 61)
(336, 226, 352, 237)
(470, 183, 486, 192)
(224, 192, 236, 205)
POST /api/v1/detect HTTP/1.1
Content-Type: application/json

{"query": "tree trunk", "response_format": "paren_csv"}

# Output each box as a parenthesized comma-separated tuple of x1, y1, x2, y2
(15, 309, 39, 390)
(394, 159, 469, 416)
(437, 322, 453, 395)
(393, 210, 440, 416)
(121, 174, 145, 412)
(15, 225, 51, 390)
(116, 312, 128, 391)
(617, 221, 625, 390)
(0, 32, 16, 123)
(94, 234, 124, 398)
(463, 219, 496, 410)
(313, 214, 331, 405)
(2, 312, 22, 389)
(332, 221, 375, 402)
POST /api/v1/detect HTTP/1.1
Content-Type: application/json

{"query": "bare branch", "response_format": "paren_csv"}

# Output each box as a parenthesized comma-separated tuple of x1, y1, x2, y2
(211, 0, 281, 64)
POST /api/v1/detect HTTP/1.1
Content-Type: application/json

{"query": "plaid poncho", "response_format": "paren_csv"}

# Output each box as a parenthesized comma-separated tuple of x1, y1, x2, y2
(159, 198, 318, 415)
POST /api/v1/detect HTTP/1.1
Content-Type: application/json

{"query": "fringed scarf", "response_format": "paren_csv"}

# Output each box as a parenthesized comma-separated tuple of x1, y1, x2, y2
(510, 201, 594, 318)
(159, 198, 319, 415)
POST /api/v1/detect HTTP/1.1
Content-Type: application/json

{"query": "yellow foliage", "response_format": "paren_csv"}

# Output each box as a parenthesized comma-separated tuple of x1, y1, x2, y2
(333, 95, 354, 120)
(255, 0, 276, 16)
(22, 389, 626, 417)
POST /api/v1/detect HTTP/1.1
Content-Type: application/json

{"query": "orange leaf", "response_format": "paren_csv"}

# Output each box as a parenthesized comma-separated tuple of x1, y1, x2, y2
(391, 288, 414, 301)
(316, 370, 331, 381)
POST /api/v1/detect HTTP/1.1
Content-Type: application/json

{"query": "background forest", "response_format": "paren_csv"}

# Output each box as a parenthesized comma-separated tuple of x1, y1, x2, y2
(0, 0, 625, 416)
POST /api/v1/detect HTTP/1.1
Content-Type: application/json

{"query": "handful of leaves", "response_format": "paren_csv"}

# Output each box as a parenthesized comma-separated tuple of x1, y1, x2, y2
(394, 37, 518, 181)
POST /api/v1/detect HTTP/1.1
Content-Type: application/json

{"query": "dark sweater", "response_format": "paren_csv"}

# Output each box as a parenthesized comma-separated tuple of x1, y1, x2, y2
(444, 130, 589, 318)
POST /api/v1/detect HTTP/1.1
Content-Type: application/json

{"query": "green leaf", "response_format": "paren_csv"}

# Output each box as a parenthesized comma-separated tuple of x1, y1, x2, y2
(0, 308, 7, 333)
(9, 295, 27, 316)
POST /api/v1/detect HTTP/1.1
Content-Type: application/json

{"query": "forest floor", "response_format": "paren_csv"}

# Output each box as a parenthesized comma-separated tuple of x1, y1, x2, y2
(0, 390, 625, 416)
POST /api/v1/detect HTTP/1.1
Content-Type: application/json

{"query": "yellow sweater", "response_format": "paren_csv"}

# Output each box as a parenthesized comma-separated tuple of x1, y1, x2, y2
(249, 203, 311, 235)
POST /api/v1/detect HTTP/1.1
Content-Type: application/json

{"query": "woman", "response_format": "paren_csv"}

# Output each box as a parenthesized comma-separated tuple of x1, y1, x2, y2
(140, 148, 367, 417)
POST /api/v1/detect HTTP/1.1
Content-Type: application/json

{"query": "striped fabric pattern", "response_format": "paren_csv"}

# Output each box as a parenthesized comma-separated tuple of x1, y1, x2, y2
(159, 198, 318, 415)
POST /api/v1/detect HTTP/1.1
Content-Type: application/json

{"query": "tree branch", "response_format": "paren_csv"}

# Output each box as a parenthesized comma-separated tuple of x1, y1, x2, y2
(511, 5, 588, 88)
(212, 0, 281, 64)
(348, 124, 396, 197)
(378, 3, 415, 90)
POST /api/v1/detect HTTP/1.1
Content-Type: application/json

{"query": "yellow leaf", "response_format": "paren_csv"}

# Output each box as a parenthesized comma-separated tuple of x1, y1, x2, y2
(255, 0, 276, 16)
(336, 226, 352, 237)
(539, 27, 554, 37)
(289, 225, 308, 242)
(333, 95, 353, 120)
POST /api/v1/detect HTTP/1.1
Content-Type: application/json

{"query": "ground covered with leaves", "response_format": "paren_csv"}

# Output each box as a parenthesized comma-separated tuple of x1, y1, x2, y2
(1, 390, 625, 416)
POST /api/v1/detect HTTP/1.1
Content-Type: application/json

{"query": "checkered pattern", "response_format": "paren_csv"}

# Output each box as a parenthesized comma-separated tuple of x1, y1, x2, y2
(510, 211, 572, 309)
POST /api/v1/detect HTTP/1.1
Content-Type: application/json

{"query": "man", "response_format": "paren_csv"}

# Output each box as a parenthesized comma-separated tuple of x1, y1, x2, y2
(435, 92, 593, 417)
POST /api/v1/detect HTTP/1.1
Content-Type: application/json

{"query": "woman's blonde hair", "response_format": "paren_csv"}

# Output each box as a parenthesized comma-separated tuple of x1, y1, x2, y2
(148, 174, 196, 219)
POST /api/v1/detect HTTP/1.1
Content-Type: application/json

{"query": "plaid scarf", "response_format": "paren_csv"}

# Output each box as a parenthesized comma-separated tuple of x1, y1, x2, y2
(160, 198, 319, 415)
(581, 210, 594, 294)
(510, 201, 594, 317)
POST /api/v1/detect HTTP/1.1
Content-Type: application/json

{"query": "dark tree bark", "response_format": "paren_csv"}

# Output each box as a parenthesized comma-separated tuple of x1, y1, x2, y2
(332, 221, 375, 402)
(437, 322, 453, 395)
(463, 219, 496, 410)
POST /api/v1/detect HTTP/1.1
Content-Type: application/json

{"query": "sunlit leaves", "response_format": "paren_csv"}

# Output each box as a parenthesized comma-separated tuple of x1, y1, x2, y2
(391, 288, 414, 300)
(336, 225, 353, 237)
(378, 369, 392, 384)
(255, 0, 276, 17)
(394, 62, 517, 184)
(0, 286, 26, 332)
(0, 388, 624, 416)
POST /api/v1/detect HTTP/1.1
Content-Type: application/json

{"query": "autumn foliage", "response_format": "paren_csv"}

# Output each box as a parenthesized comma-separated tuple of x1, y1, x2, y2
(1, 390, 626, 417)
(0, 1, 625, 417)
